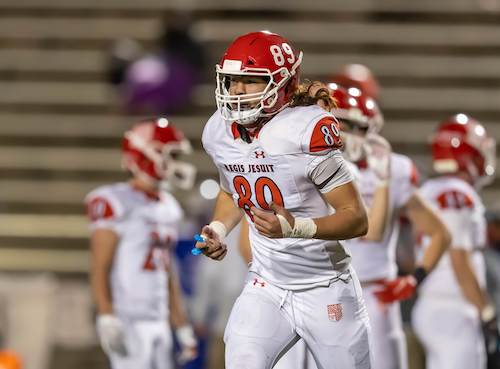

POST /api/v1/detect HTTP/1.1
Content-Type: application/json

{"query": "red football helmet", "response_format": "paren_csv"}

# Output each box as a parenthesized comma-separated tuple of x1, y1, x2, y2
(122, 118, 196, 189)
(328, 83, 383, 132)
(330, 63, 380, 101)
(329, 83, 369, 128)
(215, 31, 303, 125)
(328, 84, 370, 162)
(431, 114, 496, 185)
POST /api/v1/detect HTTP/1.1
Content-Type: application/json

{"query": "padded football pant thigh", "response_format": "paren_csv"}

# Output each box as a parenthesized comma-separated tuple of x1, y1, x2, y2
(110, 320, 174, 369)
(363, 284, 408, 369)
(412, 298, 486, 369)
(297, 270, 372, 369)
(224, 277, 298, 369)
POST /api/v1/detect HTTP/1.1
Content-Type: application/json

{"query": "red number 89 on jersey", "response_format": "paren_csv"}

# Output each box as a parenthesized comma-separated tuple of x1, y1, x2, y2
(309, 117, 342, 153)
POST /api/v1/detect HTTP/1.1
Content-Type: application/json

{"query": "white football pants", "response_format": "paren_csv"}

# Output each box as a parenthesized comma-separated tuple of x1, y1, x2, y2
(108, 319, 174, 369)
(362, 283, 408, 369)
(224, 270, 372, 369)
(412, 297, 486, 369)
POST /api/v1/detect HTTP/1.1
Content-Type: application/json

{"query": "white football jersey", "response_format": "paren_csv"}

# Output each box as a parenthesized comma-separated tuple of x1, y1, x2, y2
(417, 176, 486, 300)
(85, 182, 183, 320)
(345, 153, 419, 281)
(202, 105, 355, 290)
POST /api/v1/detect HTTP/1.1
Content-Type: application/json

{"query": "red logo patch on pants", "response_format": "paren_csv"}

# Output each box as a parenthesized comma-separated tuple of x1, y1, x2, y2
(327, 303, 343, 321)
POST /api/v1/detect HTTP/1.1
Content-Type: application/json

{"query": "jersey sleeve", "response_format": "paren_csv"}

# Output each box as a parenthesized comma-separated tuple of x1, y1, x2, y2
(306, 151, 353, 193)
(85, 189, 124, 232)
(300, 114, 351, 192)
(394, 157, 420, 209)
(301, 115, 343, 155)
(441, 209, 475, 250)
(434, 189, 478, 250)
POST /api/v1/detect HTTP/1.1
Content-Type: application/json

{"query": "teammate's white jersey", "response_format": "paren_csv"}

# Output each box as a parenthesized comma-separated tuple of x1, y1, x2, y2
(202, 105, 354, 290)
(85, 182, 183, 320)
(417, 176, 486, 300)
(345, 153, 419, 282)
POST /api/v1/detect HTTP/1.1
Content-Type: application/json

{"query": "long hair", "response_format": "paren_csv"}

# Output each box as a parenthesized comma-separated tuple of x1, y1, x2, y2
(290, 80, 335, 111)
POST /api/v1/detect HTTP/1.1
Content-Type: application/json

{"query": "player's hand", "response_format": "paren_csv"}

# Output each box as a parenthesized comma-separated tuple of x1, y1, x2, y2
(176, 325, 198, 364)
(251, 203, 295, 238)
(195, 225, 227, 261)
(364, 133, 391, 184)
(373, 275, 417, 304)
(96, 314, 128, 357)
(481, 306, 500, 354)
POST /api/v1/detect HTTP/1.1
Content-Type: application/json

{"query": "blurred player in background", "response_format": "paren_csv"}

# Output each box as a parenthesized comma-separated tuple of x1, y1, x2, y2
(247, 80, 391, 369)
(330, 63, 380, 102)
(195, 31, 372, 369)
(85, 118, 198, 369)
(328, 83, 451, 369)
(412, 114, 498, 369)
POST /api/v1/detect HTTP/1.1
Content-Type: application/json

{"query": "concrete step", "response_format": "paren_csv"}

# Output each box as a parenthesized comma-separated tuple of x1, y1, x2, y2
(194, 20, 500, 47)
(3, 49, 500, 80)
(0, 0, 495, 13)
(2, 81, 500, 113)
(0, 146, 215, 174)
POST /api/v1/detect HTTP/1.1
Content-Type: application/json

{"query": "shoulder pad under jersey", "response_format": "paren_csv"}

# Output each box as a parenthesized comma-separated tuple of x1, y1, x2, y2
(202, 110, 227, 155)
(391, 153, 420, 186)
(84, 183, 129, 223)
(260, 105, 340, 155)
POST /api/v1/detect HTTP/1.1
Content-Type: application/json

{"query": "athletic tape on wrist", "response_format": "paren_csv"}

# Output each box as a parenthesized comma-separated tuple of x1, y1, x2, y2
(176, 325, 197, 347)
(481, 305, 495, 323)
(277, 215, 317, 238)
(208, 220, 227, 240)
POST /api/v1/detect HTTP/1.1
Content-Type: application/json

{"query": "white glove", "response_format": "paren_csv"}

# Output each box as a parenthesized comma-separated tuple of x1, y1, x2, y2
(175, 325, 198, 364)
(96, 314, 128, 357)
(364, 133, 392, 185)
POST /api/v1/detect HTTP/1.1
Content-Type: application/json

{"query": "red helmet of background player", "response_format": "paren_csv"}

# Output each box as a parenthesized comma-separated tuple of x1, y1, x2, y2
(215, 31, 303, 125)
(328, 83, 384, 133)
(330, 63, 380, 101)
(122, 118, 196, 189)
(431, 113, 496, 186)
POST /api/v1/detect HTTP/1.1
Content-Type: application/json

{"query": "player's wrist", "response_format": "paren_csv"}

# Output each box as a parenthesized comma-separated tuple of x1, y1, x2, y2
(175, 324, 197, 348)
(277, 215, 317, 238)
(412, 266, 428, 286)
(481, 304, 496, 323)
(374, 178, 390, 188)
(208, 220, 227, 240)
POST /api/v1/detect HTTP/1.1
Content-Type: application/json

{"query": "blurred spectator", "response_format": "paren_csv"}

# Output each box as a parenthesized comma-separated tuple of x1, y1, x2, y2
(112, 12, 206, 116)
(107, 38, 142, 86)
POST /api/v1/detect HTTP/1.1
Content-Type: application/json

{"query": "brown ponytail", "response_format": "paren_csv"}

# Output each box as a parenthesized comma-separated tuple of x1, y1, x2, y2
(290, 80, 336, 111)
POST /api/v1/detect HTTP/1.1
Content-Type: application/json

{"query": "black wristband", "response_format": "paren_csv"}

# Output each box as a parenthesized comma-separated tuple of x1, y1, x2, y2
(413, 267, 428, 285)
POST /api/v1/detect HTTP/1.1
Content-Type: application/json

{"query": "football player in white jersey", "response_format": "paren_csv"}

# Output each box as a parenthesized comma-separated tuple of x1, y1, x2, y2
(194, 31, 372, 369)
(242, 80, 393, 369)
(86, 118, 198, 369)
(412, 114, 497, 369)
(327, 84, 451, 369)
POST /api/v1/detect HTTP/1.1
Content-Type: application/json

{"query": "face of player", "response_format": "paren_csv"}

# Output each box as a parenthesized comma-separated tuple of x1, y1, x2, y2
(228, 75, 269, 109)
